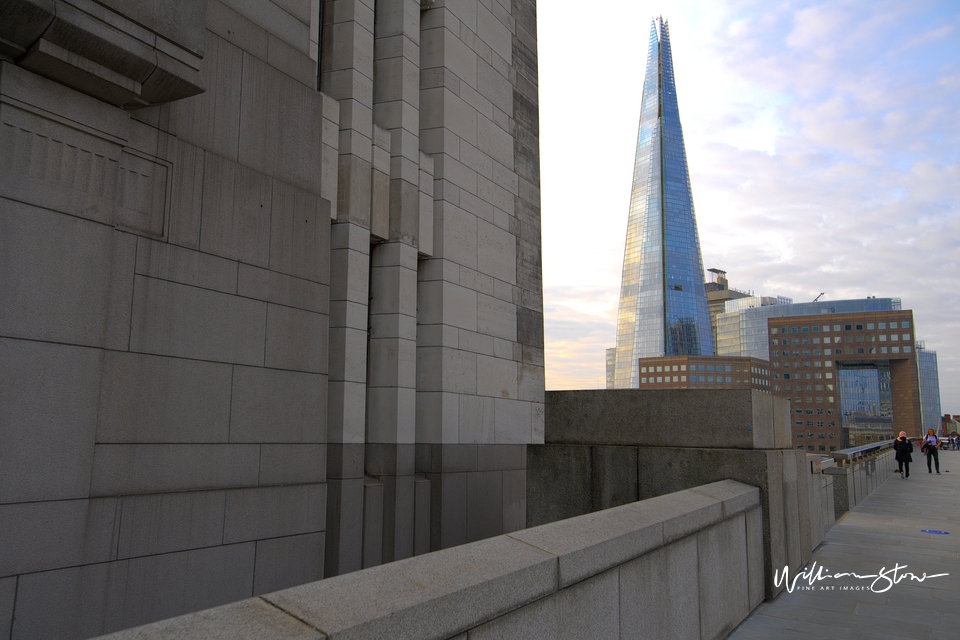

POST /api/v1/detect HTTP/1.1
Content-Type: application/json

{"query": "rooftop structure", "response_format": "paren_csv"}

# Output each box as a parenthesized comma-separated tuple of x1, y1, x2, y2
(705, 269, 756, 350)
(715, 297, 899, 360)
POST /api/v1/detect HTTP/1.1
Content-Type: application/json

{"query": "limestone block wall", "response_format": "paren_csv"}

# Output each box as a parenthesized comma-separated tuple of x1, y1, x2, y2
(2, 0, 544, 636)
(321, 0, 544, 577)
(95, 481, 763, 640)
(0, 1, 338, 637)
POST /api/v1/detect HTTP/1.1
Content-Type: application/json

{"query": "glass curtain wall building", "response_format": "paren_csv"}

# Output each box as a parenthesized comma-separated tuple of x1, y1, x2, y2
(917, 345, 941, 433)
(610, 17, 713, 388)
(715, 297, 900, 360)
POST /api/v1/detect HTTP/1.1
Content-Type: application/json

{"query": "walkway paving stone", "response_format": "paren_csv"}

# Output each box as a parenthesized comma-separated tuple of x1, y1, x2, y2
(729, 448, 960, 640)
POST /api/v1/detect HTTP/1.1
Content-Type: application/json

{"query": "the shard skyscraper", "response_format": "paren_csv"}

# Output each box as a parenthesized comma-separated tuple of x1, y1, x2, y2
(608, 17, 713, 389)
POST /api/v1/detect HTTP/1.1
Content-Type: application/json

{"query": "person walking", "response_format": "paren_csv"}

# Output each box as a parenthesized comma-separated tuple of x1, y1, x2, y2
(921, 428, 940, 474)
(894, 431, 912, 479)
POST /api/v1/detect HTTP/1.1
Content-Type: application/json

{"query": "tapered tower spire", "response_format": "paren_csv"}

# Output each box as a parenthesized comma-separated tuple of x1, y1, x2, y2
(609, 17, 713, 389)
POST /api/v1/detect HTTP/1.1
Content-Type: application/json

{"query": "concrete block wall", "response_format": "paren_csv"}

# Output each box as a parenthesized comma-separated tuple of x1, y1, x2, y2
(95, 481, 763, 640)
(529, 389, 809, 599)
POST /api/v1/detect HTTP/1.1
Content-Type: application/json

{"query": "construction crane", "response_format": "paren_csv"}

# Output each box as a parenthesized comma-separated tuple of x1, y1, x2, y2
(812, 292, 826, 302)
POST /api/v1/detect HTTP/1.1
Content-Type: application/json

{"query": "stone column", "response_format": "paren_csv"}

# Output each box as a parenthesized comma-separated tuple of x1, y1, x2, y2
(322, 0, 376, 577)
(366, 0, 423, 564)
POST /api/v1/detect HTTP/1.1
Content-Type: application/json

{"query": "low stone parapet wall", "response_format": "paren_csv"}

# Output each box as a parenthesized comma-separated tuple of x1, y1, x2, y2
(98, 480, 762, 640)
(824, 446, 897, 517)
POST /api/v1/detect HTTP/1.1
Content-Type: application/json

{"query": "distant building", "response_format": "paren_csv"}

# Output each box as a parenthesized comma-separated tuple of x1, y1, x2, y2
(608, 17, 713, 389)
(638, 355, 771, 391)
(943, 414, 960, 436)
(917, 344, 941, 433)
(704, 268, 752, 348)
(715, 297, 891, 361)
(767, 310, 922, 451)
(713, 296, 940, 450)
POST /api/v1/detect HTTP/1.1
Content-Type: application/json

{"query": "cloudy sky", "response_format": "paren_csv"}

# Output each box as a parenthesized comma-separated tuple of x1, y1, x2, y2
(538, 0, 960, 411)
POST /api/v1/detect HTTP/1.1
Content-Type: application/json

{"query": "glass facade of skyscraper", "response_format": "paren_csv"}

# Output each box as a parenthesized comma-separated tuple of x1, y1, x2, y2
(838, 363, 894, 446)
(917, 346, 941, 434)
(611, 17, 713, 388)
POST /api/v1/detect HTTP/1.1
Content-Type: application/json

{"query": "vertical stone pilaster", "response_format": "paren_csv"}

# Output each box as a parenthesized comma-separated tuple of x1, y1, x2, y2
(322, 0, 376, 577)
(367, 0, 423, 563)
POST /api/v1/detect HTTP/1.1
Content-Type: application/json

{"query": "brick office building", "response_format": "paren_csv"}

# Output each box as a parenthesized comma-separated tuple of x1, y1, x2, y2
(768, 311, 922, 452)
(638, 355, 771, 392)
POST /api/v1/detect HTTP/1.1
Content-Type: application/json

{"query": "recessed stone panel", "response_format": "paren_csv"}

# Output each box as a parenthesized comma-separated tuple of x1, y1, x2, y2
(0, 201, 135, 349)
(96, 351, 233, 443)
(223, 484, 327, 544)
(254, 532, 325, 595)
(90, 443, 261, 495)
(230, 366, 327, 443)
(129, 275, 267, 365)
(116, 490, 225, 559)
(0, 338, 102, 503)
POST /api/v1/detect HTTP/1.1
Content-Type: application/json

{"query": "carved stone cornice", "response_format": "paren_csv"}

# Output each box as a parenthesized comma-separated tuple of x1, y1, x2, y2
(0, 0, 206, 108)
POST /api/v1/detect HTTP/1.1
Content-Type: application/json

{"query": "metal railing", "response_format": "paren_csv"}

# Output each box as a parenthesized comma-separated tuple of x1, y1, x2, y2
(830, 439, 896, 462)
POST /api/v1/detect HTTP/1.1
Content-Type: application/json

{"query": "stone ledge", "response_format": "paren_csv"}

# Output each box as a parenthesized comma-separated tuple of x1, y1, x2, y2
(263, 535, 557, 639)
(0, 0, 205, 108)
(95, 481, 759, 639)
(96, 598, 323, 640)
(691, 478, 762, 519)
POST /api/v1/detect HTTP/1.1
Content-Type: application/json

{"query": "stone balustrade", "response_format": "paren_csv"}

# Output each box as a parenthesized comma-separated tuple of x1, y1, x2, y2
(98, 480, 761, 640)
(824, 442, 897, 516)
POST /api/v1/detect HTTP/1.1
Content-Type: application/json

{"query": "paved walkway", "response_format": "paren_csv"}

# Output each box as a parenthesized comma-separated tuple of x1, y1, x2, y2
(729, 448, 960, 640)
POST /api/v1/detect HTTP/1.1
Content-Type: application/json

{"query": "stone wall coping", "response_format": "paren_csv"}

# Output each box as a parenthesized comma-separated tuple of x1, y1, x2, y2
(96, 480, 759, 639)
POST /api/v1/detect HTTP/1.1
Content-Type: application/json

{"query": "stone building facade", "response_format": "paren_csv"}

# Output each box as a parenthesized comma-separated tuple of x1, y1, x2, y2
(0, 0, 542, 637)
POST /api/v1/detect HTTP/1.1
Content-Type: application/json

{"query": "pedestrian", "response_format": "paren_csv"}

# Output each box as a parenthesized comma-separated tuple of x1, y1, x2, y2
(894, 431, 912, 479)
(921, 428, 940, 474)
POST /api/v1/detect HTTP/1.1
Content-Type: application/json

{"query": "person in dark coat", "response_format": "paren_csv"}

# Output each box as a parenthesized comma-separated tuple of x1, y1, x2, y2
(921, 428, 941, 473)
(893, 431, 912, 479)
